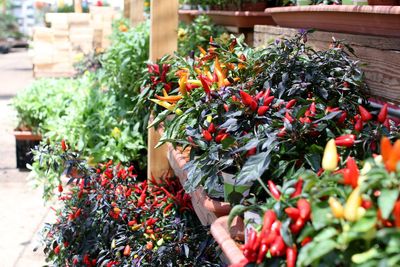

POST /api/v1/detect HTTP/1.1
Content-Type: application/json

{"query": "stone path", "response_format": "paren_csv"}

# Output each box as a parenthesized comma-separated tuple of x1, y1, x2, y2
(0, 49, 50, 267)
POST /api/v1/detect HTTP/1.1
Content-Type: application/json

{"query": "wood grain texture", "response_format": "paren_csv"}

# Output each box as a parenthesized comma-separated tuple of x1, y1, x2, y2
(254, 25, 400, 104)
(130, 0, 145, 26)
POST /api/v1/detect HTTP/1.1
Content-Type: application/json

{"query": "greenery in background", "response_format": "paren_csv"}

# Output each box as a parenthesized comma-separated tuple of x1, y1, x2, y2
(0, 14, 24, 40)
(12, 78, 80, 133)
(178, 15, 228, 57)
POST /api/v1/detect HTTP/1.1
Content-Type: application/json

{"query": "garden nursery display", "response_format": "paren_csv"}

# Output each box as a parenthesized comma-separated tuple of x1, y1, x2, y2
(12, 4, 400, 266)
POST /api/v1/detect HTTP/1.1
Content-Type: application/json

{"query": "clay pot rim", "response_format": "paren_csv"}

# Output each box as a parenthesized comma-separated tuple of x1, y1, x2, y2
(267, 5, 400, 15)
(14, 130, 42, 141)
(179, 9, 274, 17)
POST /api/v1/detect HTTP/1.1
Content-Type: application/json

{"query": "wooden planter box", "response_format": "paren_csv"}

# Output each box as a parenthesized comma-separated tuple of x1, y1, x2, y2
(167, 143, 231, 225)
(211, 215, 247, 265)
(179, 10, 276, 28)
(267, 5, 400, 38)
(14, 131, 42, 169)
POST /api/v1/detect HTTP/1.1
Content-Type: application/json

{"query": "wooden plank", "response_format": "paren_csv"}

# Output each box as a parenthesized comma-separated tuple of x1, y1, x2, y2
(124, 0, 130, 18)
(74, 0, 82, 13)
(147, 0, 179, 181)
(254, 25, 400, 104)
(130, 0, 145, 26)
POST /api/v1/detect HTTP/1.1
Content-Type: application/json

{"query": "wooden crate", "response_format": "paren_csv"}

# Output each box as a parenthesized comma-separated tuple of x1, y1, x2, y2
(254, 25, 400, 104)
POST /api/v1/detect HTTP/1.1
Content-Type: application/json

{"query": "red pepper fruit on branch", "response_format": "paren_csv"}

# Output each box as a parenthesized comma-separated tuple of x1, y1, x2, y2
(297, 199, 311, 220)
(250, 100, 258, 111)
(123, 245, 131, 256)
(338, 111, 347, 124)
(258, 106, 269, 116)
(58, 184, 63, 193)
(270, 236, 286, 257)
(343, 157, 359, 188)
(256, 243, 268, 264)
(285, 112, 294, 123)
(254, 91, 264, 101)
(61, 139, 67, 151)
(285, 207, 300, 221)
(286, 246, 298, 267)
(261, 210, 277, 232)
(240, 90, 253, 106)
(335, 134, 356, 147)
(208, 123, 216, 133)
(54, 245, 61, 254)
(359, 105, 373, 121)
(301, 236, 312, 246)
(290, 217, 305, 234)
(378, 103, 388, 123)
(199, 75, 211, 98)
(268, 180, 281, 200)
(202, 130, 213, 142)
(263, 96, 274, 106)
(393, 200, 400, 228)
(309, 102, 316, 116)
(290, 178, 303, 198)
(286, 99, 297, 109)
(354, 117, 363, 132)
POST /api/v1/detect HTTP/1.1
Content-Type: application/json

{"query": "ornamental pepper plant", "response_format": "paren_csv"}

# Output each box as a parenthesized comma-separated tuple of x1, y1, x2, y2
(40, 162, 222, 266)
(230, 137, 400, 266)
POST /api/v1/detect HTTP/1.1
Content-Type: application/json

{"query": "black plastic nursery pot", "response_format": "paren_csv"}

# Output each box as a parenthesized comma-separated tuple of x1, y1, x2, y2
(14, 131, 42, 169)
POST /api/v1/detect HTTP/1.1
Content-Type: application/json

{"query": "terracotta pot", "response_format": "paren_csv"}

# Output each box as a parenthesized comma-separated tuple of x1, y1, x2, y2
(268, 5, 400, 38)
(368, 0, 398, 4)
(167, 144, 231, 225)
(14, 130, 42, 141)
(178, 10, 276, 28)
(241, 2, 267, 11)
(211, 216, 247, 265)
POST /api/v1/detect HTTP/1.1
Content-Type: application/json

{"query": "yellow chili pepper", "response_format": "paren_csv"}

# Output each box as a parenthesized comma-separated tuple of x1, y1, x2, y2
(322, 139, 338, 171)
(178, 74, 188, 96)
(198, 46, 207, 55)
(329, 197, 344, 219)
(150, 99, 176, 111)
(344, 187, 362, 222)
(206, 115, 213, 123)
(187, 79, 202, 86)
(131, 224, 142, 231)
(162, 89, 168, 97)
(214, 57, 225, 88)
(155, 94, 183, 103)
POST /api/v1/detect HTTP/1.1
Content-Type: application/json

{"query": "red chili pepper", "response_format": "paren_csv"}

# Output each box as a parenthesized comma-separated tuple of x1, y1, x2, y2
(186, 83, 200, 91)
(361, 199, 373, 210)
(301, 236, 312, 246)
(123, 245, 131, 256)
(335, 134, 356, 147)
(264, 88, 271, 98)
(125, 188, 132, 197)
(163, 203, 174, 214)
(290, 178, 303, 198)
(277, 127, 286, 138)
(268, 180, 281, 200)
(286, 99, 297, 109)
(269, 236, 286, 257)
(146, 218, 158, 226)
(246, 147, 257, 157)
(250, 100, 258, 111)
(261, 210, 277, 232)
(354, 118, 363, 132)
(240, 90, 253, 106)
(359, 105, 372, 121)
(215, 133, 228, 143)
(224, 104, 229, 112)
(383, 118, 390, 130)
(61, 139, 67, 151)
(285, 112, 294, 123)
(199, 75, 211, 97)
(338, 111, 347, 124)
(297, 199, 311, 220)
(255, 91, 265, 101)
(393, 200, 400, 228)
(54, 245, 60, 254)
(286, 246, 297, 267)
(285, 207, 300, 221)
(58, 183, 63, 193)
(208, 123, 216, 133)
(137, 191, 146, 207)
(258, 106, 269, 116)
(252, 232, 262, 251)
(256, 243, 268, 264)
(202, 130, 213, 142)
(290, 217, 305, 234)
(378, 103, 388, 123)
(263, 96, 274, 106)
(271, 220, 282, 235)
(343, 157, 359, 188)
(247, 228, 258, 251)
(75, 208, 82, 218)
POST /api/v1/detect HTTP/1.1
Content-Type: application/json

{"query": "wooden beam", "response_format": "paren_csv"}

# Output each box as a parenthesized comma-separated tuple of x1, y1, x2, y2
(124, 0, 130, 19)
(74, 0, 82, 13)
(148, 0, 179, 181)
(130, 0, 145, 26)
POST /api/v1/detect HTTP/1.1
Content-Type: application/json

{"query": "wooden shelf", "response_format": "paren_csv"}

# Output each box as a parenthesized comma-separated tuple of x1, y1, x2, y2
(267, 5, 400, 38)
(179, 10, 276, 28)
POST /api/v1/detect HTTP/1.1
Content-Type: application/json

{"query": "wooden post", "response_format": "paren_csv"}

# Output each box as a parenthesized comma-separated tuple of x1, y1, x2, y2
(130, 0, 145, 26)
(147, 0, 178, 181)
(124, 0, 130, 19)
(74, 0, 82, 13)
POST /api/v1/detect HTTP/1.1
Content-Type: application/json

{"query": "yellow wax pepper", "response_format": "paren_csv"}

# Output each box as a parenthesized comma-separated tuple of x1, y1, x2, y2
(150, 99, 175, 111)
(178, 73, 188, 96)
(214, 57, 226, 88)
(197, 46, 207, 55)
(344, 187, 363, 222)
(322, 139, 338, 171)
(329, 197, 344, 219)
(187, 79, 202, 86)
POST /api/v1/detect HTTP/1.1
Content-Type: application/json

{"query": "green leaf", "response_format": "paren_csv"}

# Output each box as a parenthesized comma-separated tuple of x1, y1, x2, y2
(378, 189, 399, 220)
(305, 153, 321, 172)
(311, 201, 331, 230)
(297, 239, 337, 266)
(236, 152, 271, 184)
(313, 227, 337, 242)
